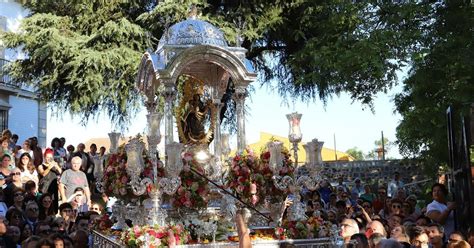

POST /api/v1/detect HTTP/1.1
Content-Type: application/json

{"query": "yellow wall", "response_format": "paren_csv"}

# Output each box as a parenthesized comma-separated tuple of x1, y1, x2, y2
(237, 132, 353, 163)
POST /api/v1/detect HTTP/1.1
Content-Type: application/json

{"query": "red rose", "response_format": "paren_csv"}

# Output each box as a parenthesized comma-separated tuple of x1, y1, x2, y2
(263, 152, 270, 160)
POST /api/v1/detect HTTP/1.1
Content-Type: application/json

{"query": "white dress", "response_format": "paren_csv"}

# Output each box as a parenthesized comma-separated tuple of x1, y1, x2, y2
(21, 169, 39, 185)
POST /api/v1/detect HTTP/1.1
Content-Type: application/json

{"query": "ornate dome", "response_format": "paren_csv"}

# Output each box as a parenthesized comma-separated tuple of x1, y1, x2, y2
(158, 17, 228, 48)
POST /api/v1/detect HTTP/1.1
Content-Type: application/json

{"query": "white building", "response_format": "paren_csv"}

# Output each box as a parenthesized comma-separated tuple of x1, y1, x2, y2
(0, 0, 47, 147)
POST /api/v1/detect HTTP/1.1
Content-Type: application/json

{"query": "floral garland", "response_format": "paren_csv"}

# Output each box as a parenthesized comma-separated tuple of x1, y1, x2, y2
(259, 145, 295, 203)
(225, 149, 265, 206)
(102, 145, 165, 202)
(278, 216, 322, 239)
(170, 152, 209, 210)
(121, 224, 190, 248)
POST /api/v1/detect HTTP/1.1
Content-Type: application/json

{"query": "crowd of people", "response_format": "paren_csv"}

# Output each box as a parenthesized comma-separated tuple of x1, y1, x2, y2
(0, 128, 472, 248)
(0, 129, 106, 247)
(275, 174, 473, 248)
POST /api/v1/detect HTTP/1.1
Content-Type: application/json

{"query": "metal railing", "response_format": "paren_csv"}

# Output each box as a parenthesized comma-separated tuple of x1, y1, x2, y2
(0, 58, 12, 85)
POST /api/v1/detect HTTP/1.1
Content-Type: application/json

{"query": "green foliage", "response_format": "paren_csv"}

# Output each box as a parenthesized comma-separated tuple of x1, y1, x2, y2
(345, 147, 365, 161)
(395, 1, 474, 169)
(1, 0, 433, 127)
(1, 1, 151, 125)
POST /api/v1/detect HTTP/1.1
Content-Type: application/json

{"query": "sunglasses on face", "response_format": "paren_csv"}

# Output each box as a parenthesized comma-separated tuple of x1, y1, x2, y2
(12, 172, 21, 176)
(378, 191, 386, 195)
(27, 208, 38, 212)
(392, 205, 401, 209)
(92, 208, 100, 211)
(14, 193, 23, 197)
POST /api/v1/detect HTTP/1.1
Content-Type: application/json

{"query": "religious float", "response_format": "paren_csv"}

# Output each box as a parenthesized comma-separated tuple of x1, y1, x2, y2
(92, 8, 343, 248)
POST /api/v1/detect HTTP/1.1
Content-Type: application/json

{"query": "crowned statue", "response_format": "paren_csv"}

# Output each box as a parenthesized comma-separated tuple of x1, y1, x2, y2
(177, 77, 216, 145)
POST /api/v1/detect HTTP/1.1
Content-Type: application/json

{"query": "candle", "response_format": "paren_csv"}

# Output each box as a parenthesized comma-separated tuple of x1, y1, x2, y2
(250, 182, 257, 194)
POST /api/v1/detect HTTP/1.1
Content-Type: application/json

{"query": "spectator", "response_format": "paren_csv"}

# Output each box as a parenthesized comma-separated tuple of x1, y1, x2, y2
(34, 221, 52, 237)
(351, 178, 365, 197)
(349, 233, 369, 248)
(341, 218, 360, 245)
(16, 139, 34, 161)
(0, 189, 7, 217)
(21, 235, 41, 248)
(318, 179, 332, 204)
(368, 233, 385, 248)
(373, 187, 388, 214)
(70, 229, 89, 248)
(38, 193, 55, 221)
(65, 145, 75, 169)
(337, 176, 349, 193)
(387, 172, 404, 198)
(49, 233, 65, 248)
(390, 225, 409, 243)
(427, 223, 446, 248)
(9, 188, 25, 210)
(20, 225, 32, 244)
(426, 183, 455, 236)
(0, 137, 12, 158)
(68, 187, 88, 214)
(449, 231, 466, 244)
(59, 203, 74, 232)
(35, 237, 54, 247)
(415, 215, 431, 227)
(73, 143, 94, 183)
(6, 225, 21, 246)
(5, 208, 23, 228)
(0, 154, 12, 180)
(17, 153, 38, 186)
(11, 134, 18, 147)
(90, 202, 102, 215)
(360, 185, 376, 203)
(74, 215, 90, 232)
(376, 239, 403, 248)
(59, 156, 91, 207)
(24, 180, 41, 200)
(447, 240, 471, 248)
(24, 201, 39, 232)
(4, 167, 23, 207)
(29, 137, 43, 167)
(367, 220, 387, 238)
(0, 215, 16, 247)
(51, 137, 66, 169)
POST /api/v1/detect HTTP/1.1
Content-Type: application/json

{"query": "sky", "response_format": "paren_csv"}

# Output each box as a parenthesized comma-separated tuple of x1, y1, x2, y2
(1, 0, 406, 158)
(47, 82, 404, 158)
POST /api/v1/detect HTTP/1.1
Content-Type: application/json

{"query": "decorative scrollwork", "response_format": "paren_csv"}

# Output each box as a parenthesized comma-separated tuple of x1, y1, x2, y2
(159, 177, 182, 195)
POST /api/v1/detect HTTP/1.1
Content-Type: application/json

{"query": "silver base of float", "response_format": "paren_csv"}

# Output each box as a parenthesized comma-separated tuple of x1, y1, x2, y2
(92, 231, 341, 248)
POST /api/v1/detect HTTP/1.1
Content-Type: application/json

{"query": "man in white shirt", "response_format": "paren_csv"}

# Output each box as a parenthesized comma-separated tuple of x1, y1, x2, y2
(387, 172, 404, 197)
(426, 183, 455, 237)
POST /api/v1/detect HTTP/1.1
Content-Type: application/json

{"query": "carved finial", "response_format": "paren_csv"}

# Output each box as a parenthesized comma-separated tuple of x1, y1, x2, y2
(188, 5, 198, 19)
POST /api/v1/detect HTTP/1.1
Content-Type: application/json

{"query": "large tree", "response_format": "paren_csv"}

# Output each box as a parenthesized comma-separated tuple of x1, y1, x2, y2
(1, 0, 431, 126)
(394, 1, 474, 170)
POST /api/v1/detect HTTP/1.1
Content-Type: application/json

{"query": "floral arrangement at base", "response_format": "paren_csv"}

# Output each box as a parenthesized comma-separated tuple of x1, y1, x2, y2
(279, 216, 323, 239)
(226, 149, 265, 206)
(170, 151, 209, 210)
(102, 139, 165, 202)
(259, 143, 295, 204)
(121, 224, 190, 248)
